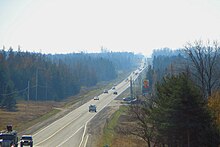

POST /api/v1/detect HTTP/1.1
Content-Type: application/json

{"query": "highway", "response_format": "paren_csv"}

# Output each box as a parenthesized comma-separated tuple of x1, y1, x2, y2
(30, 67, 143, 147)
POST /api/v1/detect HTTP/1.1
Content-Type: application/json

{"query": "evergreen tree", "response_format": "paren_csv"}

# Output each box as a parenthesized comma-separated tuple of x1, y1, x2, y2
(152, 73, 219, 146)
(1, 84, 16, 111)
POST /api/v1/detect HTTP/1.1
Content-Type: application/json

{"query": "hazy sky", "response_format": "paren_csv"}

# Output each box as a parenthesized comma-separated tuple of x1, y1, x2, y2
(0, 0, 220, 56)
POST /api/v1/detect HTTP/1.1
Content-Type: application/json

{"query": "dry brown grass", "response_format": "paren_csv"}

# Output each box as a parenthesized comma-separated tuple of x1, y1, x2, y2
(97, 106, 148, 147)
(0, 101, 62, 132)
(112, 135, 147, 147)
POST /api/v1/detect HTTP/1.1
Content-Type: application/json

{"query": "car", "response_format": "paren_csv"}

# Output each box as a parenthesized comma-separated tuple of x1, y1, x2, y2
(129, 99, 144, 105)
(113, 91, 118, 95)
(129, 98, 138, 104)
(103, 89, 108, 93)
(123, 97, 135, 102)
(94, 96, 99, 100)
(112, 86, 116, 90)
(20, 135, 33, 147)
(89, 104, 97, 112)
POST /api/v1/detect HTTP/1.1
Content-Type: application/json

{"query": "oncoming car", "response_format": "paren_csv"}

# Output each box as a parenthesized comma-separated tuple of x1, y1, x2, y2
(20, 135, 33, 147)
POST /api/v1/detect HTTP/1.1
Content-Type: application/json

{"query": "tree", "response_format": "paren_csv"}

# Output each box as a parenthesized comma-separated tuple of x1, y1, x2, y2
(123, 100, 158, 147)
(152, 73, 219, 146)
(1, 84, 16, 111)
(184, 40, 220, 98)
(208, 91, 220, 130)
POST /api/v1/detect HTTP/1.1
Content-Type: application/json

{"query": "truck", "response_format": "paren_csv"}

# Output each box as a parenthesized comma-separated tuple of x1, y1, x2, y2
(0, 125, 18, 147)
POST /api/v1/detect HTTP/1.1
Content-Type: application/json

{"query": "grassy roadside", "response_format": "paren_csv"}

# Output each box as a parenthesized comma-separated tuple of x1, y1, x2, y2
(17, 108, 61, 133)
(100, 106, 127, 147)
(0, 101, 62, 132)
(98, 104, 147, 147)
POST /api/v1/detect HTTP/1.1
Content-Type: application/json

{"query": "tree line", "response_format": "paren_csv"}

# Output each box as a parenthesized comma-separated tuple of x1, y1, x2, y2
(125, 40, 220, 146)
(0, 48, 141, 111)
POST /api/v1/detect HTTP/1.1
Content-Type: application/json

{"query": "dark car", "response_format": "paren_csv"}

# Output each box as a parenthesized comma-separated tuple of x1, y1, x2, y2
(123, 97, 134, 102)
(20, 135, 33, 147)
(113, 91, 118, 95)
(89, 104, 97, 112)
(103, 89, 108, 93)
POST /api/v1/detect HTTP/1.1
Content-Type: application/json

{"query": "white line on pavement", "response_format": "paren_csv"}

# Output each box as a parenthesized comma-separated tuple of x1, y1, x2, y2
(35, 114, 81, 146)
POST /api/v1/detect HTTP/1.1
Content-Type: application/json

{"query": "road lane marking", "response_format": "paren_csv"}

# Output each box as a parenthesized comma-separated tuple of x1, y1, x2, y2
(57, 125, 84, 147)
(33, 68, 141, 146)
(84, 134, 89, 147)
(35, 114, 81, 146)
(35, 80, 129, 146)
(79, 97, 120, 147)
(78, 76, 135, 147)
(78, 113, 98, 147)
(33, 110, 81, 137)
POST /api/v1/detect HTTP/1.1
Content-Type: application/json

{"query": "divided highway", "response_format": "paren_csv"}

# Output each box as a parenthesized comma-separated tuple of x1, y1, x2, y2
(31, 67, 143, 147)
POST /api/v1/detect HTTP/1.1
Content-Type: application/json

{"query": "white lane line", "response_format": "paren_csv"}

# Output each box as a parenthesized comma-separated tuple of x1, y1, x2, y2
(78, 122, 88, 147)
(35, 68, 139, 146)
(57, 125, 84, 147)
(35, 114, 81, 146)
(57, 111, 103, 147)
(33, 110, 81, 137)
(80, 81, 130, 145)
(84, 134, 89, 147)
(79, 100, 116, 147)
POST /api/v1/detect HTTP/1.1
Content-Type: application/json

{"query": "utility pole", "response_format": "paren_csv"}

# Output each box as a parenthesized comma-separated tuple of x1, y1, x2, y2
(28, 81, 30, 102)
(36, 68, 38, 101)
(46, 81, 48, 101)
(130, 76, 133, 98)
(26, 81, 30, 115)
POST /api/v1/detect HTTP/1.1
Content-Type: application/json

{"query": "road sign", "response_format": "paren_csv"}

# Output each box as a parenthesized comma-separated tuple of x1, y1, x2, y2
(142, 79, 149, 95)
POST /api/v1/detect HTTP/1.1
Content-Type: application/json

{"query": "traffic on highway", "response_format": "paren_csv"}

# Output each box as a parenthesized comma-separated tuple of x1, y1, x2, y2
(1, 66, 144, 147)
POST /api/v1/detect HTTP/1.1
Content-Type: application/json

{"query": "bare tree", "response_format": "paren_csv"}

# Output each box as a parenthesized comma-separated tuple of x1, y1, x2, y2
(118, 100, 159, 147)
(184, 40, 220, 98)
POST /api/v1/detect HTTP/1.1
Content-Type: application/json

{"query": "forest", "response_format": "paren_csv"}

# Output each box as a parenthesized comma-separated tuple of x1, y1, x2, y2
(0, 48, 141, 110)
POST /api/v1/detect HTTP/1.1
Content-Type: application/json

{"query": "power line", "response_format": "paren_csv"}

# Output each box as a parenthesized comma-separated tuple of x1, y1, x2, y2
(0, 87, 28, 96)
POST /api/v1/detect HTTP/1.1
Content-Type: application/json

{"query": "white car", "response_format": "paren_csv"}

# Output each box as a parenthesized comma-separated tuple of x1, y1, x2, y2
(94, 96, 99, 100)
(20, 135, 33, 147)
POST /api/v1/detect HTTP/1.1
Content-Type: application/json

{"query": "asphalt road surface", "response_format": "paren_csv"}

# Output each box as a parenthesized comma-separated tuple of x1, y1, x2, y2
(30, 67, 144, 147)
